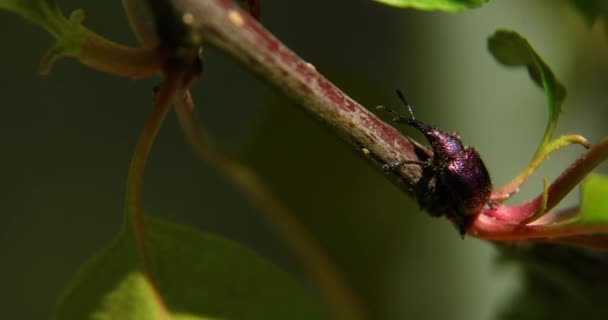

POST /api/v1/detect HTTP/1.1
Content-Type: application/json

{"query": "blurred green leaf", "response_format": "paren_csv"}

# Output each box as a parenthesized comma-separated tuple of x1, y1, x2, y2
(498, 243, 608, 320)
(574, 173, 608, 224)
(55, 217, 321, 320)
(372, 0, 487, 12)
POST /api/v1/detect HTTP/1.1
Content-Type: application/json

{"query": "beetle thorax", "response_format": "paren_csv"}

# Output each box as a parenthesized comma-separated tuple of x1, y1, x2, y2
(426, 130, 464, 161)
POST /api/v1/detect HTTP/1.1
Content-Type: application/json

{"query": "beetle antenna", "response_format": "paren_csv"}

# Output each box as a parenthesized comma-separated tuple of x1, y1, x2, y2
(377, 90, 427, 131)
(396, 90, 415, 120)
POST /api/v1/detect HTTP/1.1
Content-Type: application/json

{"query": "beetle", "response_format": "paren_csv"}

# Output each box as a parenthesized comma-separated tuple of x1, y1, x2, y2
(378, 91, 492, 235)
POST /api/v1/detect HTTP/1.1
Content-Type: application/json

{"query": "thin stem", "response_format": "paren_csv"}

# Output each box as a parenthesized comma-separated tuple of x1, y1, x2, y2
(473, 211, 608, 245)
(67, 31, 161, 78)
(37, 8, 162, 77)
(121, 71, 182, 320)
(470, 138, 608, 243)
(543, 137, 608, 212)
(122, 0, 159, 46)
(124, 71, 181, 275)
(492, 134, 589, 200)
(173, 90, 369, 320)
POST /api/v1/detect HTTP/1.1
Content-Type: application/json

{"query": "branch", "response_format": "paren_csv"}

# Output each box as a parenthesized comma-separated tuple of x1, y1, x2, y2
(146, 0, 424, 194)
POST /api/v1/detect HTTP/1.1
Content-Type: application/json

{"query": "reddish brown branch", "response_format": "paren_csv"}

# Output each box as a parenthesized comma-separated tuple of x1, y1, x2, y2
(147, 0, 424, 193)
(470, 138, 608, 242)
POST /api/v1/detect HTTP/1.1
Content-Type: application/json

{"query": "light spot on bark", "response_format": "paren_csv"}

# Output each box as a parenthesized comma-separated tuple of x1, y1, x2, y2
(182, 13, 195, 27)
(228, 10, 245, 27)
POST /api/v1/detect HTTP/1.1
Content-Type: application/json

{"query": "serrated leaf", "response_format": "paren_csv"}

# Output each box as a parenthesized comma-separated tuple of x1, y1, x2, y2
(55, 217, 322, 320)
(372, 0, 487, 12)
(574, 173, 608, 224)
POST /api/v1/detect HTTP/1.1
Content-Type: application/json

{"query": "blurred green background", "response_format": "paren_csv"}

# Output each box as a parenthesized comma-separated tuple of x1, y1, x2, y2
(0, 0, 606, 319)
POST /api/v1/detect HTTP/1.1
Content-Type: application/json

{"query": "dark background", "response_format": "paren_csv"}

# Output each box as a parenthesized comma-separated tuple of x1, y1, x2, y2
(1, 0, 606, 319)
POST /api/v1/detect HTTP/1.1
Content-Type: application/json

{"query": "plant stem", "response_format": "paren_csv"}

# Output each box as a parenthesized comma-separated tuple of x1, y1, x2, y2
(66, 31, 161, 78)
(122, 0, 159, 46)
(124, 72, 181, 276)
(36, 7, 162, 78)
(121, 70, 182, 320)
(471, 138, 608, 243)
(145, 0, 423, 193)
(543, 137, 608, 212)
(492, 134, 590, 200)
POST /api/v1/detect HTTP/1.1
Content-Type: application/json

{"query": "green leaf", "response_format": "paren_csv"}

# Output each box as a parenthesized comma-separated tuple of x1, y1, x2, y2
(372, 0, 488, 12)
(0, 0, 67, 38)
(1, 0, 161, 77)
(574, 173, 608, 225)
(488, 30, 566, 145)
(487, 30, 589, 200)
(55, 217, 322, 320)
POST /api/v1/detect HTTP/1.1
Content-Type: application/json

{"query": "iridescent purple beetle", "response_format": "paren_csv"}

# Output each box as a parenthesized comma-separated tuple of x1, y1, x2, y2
(379, 91, 492, 235)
